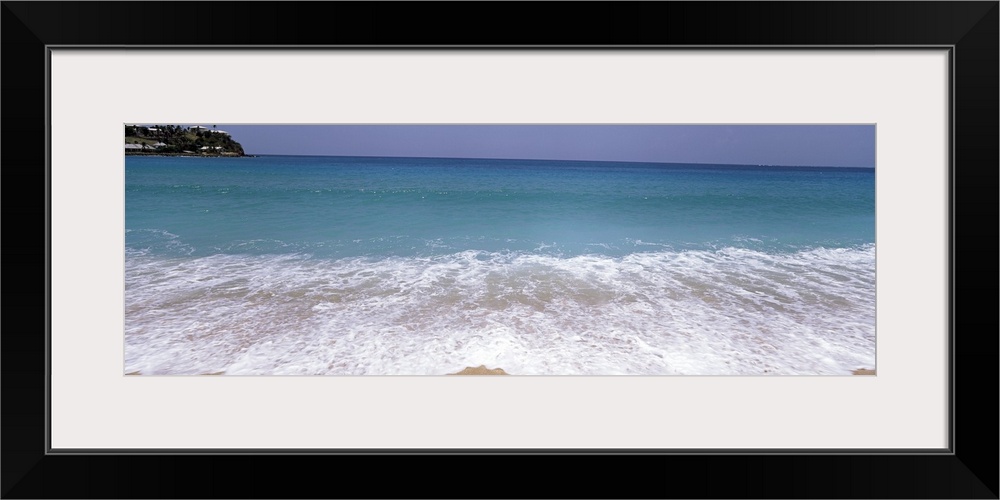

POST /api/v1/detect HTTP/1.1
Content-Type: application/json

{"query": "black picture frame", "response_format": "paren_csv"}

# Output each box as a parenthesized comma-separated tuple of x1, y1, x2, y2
(3, 2, 997, 498)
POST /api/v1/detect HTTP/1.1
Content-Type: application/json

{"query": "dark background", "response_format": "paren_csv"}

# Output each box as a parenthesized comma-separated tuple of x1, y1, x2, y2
(3, 2, 997, 498)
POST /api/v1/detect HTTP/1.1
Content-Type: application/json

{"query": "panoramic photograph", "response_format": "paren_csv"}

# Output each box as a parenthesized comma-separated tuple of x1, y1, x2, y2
(124, 124, 876, 376)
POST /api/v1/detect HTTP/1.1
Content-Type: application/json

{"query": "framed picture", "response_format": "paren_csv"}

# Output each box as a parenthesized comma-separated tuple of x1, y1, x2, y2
(4, 2, 996, 498)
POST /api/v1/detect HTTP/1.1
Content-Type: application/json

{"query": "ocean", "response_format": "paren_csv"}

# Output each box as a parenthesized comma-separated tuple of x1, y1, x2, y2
(125, 155, 876, 375)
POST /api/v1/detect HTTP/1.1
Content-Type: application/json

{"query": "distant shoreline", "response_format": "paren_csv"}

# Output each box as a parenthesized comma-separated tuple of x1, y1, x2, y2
(125, 152, 257, 158)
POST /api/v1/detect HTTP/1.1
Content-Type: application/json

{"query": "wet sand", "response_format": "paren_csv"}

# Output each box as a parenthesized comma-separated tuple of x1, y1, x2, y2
(449, 365, 509, 375)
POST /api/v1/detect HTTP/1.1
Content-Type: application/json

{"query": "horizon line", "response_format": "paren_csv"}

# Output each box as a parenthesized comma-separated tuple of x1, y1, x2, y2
(240, 153, 875, 169)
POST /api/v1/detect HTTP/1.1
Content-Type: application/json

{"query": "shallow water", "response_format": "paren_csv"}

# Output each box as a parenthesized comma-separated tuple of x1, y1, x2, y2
(125, 156, 875, 375)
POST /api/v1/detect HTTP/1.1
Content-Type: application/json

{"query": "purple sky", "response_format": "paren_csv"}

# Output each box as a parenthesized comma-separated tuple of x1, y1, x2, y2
(190, 125, 875, 167)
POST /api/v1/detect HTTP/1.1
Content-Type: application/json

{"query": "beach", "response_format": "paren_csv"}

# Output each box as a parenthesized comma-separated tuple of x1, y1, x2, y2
(125, 155, 876, 375)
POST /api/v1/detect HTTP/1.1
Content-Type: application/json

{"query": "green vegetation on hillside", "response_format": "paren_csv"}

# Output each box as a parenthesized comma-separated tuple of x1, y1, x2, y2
(125, 124, 247, 156)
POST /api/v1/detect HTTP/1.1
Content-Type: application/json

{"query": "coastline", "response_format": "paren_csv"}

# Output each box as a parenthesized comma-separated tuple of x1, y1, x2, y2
(126, 152, 256, 158)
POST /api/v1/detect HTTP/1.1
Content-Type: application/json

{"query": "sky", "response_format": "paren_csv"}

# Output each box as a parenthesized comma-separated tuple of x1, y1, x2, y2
(187, 124, 875, 168)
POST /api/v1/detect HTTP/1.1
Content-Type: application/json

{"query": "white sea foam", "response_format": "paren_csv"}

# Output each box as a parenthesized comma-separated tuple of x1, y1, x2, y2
(124, 246, 875, 375)
(125, 228, 196, 256)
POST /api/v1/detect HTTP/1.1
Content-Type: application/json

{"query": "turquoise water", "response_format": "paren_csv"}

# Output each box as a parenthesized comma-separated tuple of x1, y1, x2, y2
(125, 156, 876, 375)
(126, 155, 874, 257)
